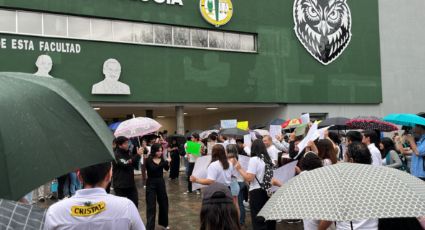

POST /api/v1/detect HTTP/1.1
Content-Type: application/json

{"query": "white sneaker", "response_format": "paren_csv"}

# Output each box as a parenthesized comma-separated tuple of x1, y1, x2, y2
(183, 191, 191, 195)
(195, 190, 200, 195)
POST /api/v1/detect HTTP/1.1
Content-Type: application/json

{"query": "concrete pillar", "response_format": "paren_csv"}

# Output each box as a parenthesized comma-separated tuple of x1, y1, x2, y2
(176, 106, 185, 135)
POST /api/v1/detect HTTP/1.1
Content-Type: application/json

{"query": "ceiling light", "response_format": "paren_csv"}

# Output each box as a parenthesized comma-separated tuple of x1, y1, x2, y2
(206, 107, 218, 110)
(184, 113, 188, 115)
(93, 107, 101, 110)
(157, 116, 166, 118)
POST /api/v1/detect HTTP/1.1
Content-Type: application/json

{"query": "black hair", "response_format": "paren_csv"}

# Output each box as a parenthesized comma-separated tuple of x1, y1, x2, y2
(209, 133, 218, 141)
(328, 132, 341, 145)
(378, 217, 423, 230)
(212, 144, 229, 170)
(380, 137, 397, 158)
(346, 131, 362, 143)
(250, 139, 272, 164)
(80, 162, 111, 186)
(363, 130, 380, 149)
(225, 144, 239, 159)
(300, 152, 323, 171)
(192, 133, 200, 141)
(149, 143, 163, 158)
(115, 136, 129, 146)
(347, 142, 372, 164)
(200, 200, 241, 230)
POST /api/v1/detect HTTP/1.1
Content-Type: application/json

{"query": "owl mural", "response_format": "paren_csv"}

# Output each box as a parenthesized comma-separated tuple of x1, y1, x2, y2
(293, 0, 352, 65)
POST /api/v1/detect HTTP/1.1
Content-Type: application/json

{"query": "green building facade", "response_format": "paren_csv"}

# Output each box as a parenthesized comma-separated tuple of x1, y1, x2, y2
(0, 0, 381, 105)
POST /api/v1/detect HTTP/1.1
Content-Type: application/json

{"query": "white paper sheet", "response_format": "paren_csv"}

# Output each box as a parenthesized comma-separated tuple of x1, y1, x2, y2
(233, 155, 251, 180)
(191, 155, 211, 191)
(271, 160, 298, 192)
(221, 119, 238, 129)
(297, 123, 319, 157)
(269, 125, 282, 140)
(300, 113, 310, 124)
(243, 134, 252, 147)
(318, 126, 332, 140)
(250, 131, 257, 141)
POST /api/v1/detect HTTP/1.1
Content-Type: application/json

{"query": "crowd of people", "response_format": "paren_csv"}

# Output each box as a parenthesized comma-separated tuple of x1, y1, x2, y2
(39, 120, 425, 230)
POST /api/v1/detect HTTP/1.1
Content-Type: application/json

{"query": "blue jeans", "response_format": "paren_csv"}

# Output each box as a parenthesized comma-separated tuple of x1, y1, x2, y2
(238, 182, 247, 225)
(64, 172, 80, 196)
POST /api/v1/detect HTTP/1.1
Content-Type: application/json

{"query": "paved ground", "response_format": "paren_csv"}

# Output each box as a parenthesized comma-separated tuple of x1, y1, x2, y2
(37, 172, 303, 230)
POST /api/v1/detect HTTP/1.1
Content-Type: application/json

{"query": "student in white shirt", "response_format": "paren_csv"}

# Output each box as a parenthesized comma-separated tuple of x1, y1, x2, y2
(44, 162, 145, 230)
(235, 139, 282, 230)
(190, 144, 236, 187)
(184, 133, 204, 195)
(319, 142, 378, 230)
(262, 135, 280, 165)
(362, 130, 383, 166)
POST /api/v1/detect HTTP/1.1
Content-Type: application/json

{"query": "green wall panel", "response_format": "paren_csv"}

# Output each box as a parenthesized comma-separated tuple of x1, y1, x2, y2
(0, 0, 382, 104)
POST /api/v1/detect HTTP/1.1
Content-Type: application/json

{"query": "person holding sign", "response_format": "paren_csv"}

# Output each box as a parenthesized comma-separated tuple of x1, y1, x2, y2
(184, 133, 205, 195)
(235, 139, 282, 230)
(145, 143, 171, 230)
(190, 144, 236, 187)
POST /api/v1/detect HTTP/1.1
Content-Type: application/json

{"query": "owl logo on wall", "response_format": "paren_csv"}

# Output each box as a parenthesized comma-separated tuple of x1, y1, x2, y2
(293, 0, 352, 65)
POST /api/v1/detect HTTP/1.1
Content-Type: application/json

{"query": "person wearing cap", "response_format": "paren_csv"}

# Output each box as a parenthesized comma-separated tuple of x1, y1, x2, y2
(113, 136, 144, 207)
(200, 182, 241, 230)
(44, 162, 146, 230)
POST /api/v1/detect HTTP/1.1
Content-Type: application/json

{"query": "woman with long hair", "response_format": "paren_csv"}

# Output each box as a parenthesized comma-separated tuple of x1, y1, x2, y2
(235, 139, 282, 230)
(200, 183, 241, 230)
(316, 139, 338, 166)
(225, 144, 242, 221)
(167, 139, 180, 180)
(380, 137, 402, 169)
(145, 143, 171, 230)
(190, 144, 236, 186)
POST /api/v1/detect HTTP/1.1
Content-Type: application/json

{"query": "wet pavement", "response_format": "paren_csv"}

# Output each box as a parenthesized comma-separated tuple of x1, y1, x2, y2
(37, 172, 303, 230)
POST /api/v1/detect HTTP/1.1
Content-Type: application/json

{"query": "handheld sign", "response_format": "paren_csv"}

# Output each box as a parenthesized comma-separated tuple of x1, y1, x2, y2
(186, 141, 202, 156)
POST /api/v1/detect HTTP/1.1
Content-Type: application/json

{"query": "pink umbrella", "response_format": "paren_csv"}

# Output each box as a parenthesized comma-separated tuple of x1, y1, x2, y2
(346, 116, 398, 132)
(114, 117, 162, 138)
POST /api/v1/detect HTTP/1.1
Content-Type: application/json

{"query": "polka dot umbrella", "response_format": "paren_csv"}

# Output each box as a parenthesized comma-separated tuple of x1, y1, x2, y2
(259, 163, 425, 221)
(346, 116, 398, 132)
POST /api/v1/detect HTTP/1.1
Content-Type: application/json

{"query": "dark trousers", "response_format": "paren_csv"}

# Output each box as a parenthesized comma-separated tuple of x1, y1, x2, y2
(170, 153, 180, 179)
(57, 174, 68, 199)
(238, 182, 248, 225)
(249, 189, 276, 230)
(114, 187, 139, 208)
(146, 178, 169, 230)
(187, 162, 195, 192)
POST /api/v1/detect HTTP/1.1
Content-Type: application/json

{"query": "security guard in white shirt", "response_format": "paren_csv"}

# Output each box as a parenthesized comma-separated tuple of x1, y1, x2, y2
(44, 162, 146, 230)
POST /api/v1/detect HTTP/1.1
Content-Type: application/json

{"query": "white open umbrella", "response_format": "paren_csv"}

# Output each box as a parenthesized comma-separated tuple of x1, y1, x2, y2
(114, 116, 162, 138)
(259, 163, 425, 221)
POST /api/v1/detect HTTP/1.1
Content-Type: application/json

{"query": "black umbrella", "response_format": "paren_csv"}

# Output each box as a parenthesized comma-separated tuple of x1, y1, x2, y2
(219, 128, 249, 137)
(185, 130, 203, 138)
(0, 199, 47, 229)
(318, 117, 349, 130)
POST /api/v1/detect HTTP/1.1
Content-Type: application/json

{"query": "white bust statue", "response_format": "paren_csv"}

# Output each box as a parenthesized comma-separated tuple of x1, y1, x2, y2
(92, 59, 131, 95)
(34, 55, 53, 78)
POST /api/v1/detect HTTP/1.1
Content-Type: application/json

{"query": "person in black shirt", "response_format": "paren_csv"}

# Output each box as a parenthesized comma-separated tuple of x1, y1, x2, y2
(145, 143, 171, 230)
(168, 139, 180, 180)
(112, 136, 143, 208)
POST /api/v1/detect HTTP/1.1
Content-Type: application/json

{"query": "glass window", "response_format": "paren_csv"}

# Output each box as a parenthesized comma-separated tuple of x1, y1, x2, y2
(91, 19, 112, 41)
(240, 34, 255, 51)
(43, 14, 67, 36)
(134, 23, 153, 43)
(208, 31, 224, 49)
(68, 16, 90, 39)
(224, 32, 240, 50)
(17, 11, 42, 35)
(173, 27, 190, 46)
(154, 25, 172, 45)
(0, 9, 16, 32)
(191, 29, 208, 48)
(113, 21, 133, 42)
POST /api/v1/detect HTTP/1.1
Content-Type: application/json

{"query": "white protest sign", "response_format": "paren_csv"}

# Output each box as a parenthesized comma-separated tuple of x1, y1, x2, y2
(191, 155, 211, 191)
(269, 125, 282, 140)
(271, 160, 298, 192)
(234, 155, 251, 180)
(318, 126, 332, 140)
(221, 119, 237, 129)
(250, 131, 257, 141)
(300, 113, 310, 124)
(297, 122, 320, 157)
(243, 134, 252, 147)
